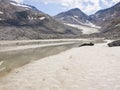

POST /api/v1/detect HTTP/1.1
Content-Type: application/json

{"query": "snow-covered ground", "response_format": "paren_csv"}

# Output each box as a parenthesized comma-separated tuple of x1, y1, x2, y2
(0, 42, 120, 90)
(65, 23, 100, 34)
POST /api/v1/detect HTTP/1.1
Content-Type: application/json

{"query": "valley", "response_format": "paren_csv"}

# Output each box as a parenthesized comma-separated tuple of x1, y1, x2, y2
(0, 0, 120, 90)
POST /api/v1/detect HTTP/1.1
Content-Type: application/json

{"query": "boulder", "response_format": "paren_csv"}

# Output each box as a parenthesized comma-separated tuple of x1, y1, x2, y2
(79, 42, 94, 47)
(108, 40, 120, 47)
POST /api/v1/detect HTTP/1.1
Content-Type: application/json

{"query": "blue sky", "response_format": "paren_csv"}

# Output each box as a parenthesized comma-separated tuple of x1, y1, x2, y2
(14, 0, 120, 16)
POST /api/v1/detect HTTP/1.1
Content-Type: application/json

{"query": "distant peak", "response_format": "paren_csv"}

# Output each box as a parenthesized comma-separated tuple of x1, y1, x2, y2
(70, 8, 81, 11)
(114, 1, 120, 6)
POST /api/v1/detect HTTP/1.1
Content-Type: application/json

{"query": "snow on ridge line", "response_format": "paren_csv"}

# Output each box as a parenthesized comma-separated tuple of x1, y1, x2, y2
(10, 2, 31, 8)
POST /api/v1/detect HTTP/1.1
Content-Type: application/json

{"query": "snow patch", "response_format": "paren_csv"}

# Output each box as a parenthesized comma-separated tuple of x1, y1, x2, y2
(0, 11, 3, 14)
(67, 16, 101, 29)
(70, 16, 83, 24)
(74, 15, 79, 18)
(102, 19, 105, 21)
(39, 17, 46, 20)
(28, 16, 34, 20)
(65, 23, 100, 34)
(28, 16, 46, 20)
(85, 20, 101, 29)
(10, 2, 31, 9)
(115, 23, 120, 27)
(0, 61, 4, 66)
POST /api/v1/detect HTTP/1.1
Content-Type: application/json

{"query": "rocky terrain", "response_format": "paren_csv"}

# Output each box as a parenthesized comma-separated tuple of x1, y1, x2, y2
(0, 0, 120, 40)
(55, 8, 89, 25)
(0, 0, 82, 40)
(55, 8, 100, 35)
(55, 2, 120, 39)
(89, 2, 120, 39)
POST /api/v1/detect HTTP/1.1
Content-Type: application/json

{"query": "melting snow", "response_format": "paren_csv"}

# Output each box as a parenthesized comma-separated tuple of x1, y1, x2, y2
(0, 11, 3, 14)
(39, 17, 46, 20)
(85, 20, 101, 29)
(65, 23, 100, 34)
(115, 23, 120, 27)
(28, 16, 46, 20)
(68, 16, 101, 29)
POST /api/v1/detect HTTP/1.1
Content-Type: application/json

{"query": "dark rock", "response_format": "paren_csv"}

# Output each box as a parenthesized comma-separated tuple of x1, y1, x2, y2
(108, 40, 120, 47)
(79, 42, 94, 47)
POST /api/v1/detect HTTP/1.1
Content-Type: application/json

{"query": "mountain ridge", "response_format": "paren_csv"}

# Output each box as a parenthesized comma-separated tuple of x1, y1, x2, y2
(55, 2, 120, 39)
(0, 0, 82, 40)
(0, 0, 120, 40)
(55, 8, 89, 25)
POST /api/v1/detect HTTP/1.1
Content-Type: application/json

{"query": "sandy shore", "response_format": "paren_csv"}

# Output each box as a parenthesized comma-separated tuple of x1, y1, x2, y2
(0, 42, 120, 90)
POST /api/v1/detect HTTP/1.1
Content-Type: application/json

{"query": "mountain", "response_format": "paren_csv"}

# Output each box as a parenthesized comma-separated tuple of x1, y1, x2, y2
(89, 2, 120, 26)
(55, 8, 100, 34)
(0, 0, 82, 40)
(0, 0, 120, 40)
(89, 2, 120, 39)
(55, 2, 120, 39)
(55, 8, 89, 25)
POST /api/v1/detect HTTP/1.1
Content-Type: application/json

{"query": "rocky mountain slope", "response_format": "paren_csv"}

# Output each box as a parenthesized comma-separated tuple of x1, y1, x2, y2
(0, 0, 82, 40)
(0, 0, 120, 40)
(55, 2, 120, 39)
(89, 2, 120, 39)
(55, 8, 100, 35)
(89, 2, 120, 26)
(55, 8, 89, 25)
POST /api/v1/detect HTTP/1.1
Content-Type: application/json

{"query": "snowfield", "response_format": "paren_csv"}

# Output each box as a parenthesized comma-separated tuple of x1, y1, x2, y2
(0, 42, 120, 90)
(65, 23, 100, 34)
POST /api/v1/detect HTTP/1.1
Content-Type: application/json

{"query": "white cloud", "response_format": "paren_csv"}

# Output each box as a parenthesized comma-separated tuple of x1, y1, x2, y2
(39, 0, 120, 15)
(12, 0, 120, 15)
(112, 0, 120, 3)
(39, 0, 100, 14)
